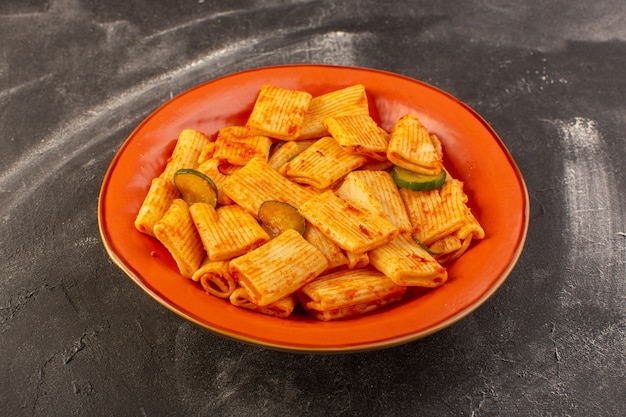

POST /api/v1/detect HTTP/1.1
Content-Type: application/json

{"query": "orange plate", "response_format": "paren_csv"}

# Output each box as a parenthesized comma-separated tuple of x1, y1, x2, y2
(98, 65, 529, 352)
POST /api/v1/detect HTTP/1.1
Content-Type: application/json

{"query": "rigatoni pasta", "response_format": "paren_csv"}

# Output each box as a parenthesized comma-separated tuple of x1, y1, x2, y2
(189, 203, 270, 262)
(387, 114, 443, 175)
(192, 259, 237, 299)
(299, 84, 369, 139)
(229, 229, 328, 306)
(134, 176, 179, 237)
(134, 82, 485, 321)
(160, 129, 211, 182)
(213, 126, 272, 166)
(324, 114, 390, 160)
(222, 156, 317, 215)
(229, 288, 298, 318)
(153, 198, 205, 279)
(245, 84, 312, 141)
(299, 190, 399, 254)
(401, 178, 469, 246)
(280, 136, 368, 189)
(298, 268, 406, 321)
(368, 233, 448, 287)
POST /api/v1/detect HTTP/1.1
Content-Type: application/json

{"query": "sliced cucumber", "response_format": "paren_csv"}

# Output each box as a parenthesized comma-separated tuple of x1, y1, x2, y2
(258, 200, 306, 238)
(173, 168, 218, 207)
(392, 165, 446, 191)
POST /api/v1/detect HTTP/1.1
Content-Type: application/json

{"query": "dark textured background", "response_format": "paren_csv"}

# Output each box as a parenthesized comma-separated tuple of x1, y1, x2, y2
(1, 1, 624, 416)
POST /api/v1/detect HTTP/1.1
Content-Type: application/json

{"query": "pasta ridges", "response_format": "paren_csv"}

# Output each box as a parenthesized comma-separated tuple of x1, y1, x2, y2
(136, 84, 485, 321)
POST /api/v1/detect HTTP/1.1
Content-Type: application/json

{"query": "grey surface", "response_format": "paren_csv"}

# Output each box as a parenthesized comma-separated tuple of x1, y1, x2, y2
(1, 1, 625, 416)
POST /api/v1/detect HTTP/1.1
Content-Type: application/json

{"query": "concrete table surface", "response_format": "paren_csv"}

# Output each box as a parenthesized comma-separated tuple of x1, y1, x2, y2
(1, 1, 624, 416)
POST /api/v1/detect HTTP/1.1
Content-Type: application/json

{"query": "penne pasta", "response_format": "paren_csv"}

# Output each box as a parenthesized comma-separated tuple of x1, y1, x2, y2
(153, 199, 205, 279)
(229, 229, 328, 306)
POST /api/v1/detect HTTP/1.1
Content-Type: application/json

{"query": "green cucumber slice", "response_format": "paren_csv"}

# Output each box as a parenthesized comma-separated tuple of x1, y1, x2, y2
(392, 165, 446, 191)
(258, 200, 306, 238)
(173, 168, 218, 207)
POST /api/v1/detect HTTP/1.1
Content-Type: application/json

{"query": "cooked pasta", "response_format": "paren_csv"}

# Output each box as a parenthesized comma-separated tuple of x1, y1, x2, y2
(267, 139, 316, 170)
(229, 229, 328, 306)
(368, 232, 448, 287)
(298, 268, 406, 321)
(213, 126, 272, 165)
(345, 170, 412, 233)
(189, 203, 270, 261)
(223, 156, 317, 215)
(160, 129, 211, 182)
(135, 83, 485, 321)
(303, 224, 349, 272)
(245, 84, 312, 141)
(280, 136, 368, 189)
(135, 177, 179, 237)
(299, 84, 369, 139)
(195, 158, 235, 206)
(324, 114, 390, 161)
(299, 190, 399, 254)
(229, 288, 298, 318)
(192, 259, 237, 299)
(401, 178, 469, 246)
(387, 114, 443, 175)
(153, 199, 205, 279)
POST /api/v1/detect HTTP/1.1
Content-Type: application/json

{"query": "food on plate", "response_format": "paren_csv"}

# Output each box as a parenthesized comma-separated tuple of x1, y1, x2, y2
(134, 84, 484, 320)
(280, 135, 367, 189)
(245, 84, 312, 141)
(391, 165, 447, 191)
(297, 268, 407, 321)
(229, 229, 328, 307)
(173, 168, 218, 206)
(192, 259, 236, 299)
(189, 203, 269, 262)
(387, 113, 443, 175)
(152, 198, 205, 279)
(299, 190, 399, 255)
(257, 200, 307, 238)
